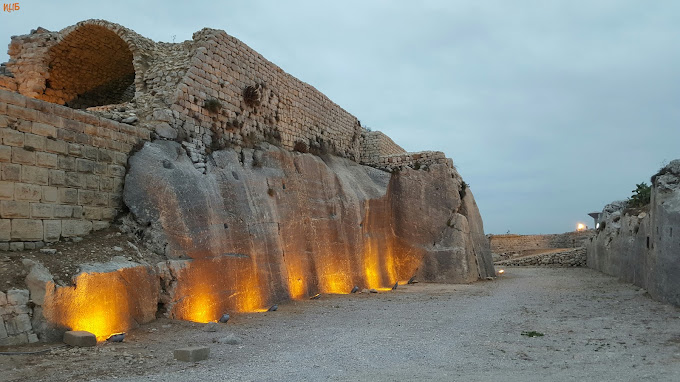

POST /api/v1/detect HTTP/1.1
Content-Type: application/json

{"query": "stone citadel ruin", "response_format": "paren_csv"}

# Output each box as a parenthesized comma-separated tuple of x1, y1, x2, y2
(0, 20, 494, 345)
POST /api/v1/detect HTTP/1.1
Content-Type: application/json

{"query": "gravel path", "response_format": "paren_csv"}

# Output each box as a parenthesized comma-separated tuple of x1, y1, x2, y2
(4, 267, 680, 381)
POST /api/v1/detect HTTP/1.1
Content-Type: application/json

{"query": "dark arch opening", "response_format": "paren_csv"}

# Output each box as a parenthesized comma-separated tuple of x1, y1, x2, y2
(47, 24, 136, 109)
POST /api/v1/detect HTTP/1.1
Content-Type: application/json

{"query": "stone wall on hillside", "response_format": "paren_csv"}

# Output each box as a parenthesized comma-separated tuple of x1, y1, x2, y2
(588, 160, 680, 307)
(0, 90, 149, 249)
(489, 230, 595, 254)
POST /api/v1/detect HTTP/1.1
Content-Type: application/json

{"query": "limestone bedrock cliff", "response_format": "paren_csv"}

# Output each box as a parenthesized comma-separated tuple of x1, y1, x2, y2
(588, 159, 680, 307)
(124, 141, 494, 321)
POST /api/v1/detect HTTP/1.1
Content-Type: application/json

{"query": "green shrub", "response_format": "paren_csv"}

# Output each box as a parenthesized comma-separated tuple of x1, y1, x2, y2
(628, 182, 651, 208)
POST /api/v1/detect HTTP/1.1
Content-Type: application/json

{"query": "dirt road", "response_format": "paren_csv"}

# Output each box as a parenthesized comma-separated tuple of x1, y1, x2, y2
(3, 267, 680, 381)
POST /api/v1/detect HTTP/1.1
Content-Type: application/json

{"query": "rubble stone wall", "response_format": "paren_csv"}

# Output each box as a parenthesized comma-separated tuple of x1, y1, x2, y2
(495, 247, 587, 267)
(0, 288, 37, 346)
(489, 230, 595, 254)
(0, 89, 149, 249)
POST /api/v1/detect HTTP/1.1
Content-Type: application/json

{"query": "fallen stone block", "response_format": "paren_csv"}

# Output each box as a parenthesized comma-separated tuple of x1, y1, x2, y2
(63, 331, 97, 347)
(174, 346, 210, 362)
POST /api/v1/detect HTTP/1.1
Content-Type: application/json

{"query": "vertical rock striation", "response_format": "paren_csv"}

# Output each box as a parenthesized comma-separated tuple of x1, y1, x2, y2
(124, 141, 494, 321)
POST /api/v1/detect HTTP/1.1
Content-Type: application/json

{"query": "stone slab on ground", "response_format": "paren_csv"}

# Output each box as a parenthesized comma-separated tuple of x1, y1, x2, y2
(63, 331, 96, 347)
(173, 346, 210, 362)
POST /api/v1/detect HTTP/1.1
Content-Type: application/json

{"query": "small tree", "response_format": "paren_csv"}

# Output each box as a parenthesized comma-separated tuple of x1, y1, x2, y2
(628, 182, 651, 208)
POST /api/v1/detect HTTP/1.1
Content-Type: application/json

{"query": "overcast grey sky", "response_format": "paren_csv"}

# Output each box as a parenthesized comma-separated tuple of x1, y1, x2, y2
(1, 1, 679, 234)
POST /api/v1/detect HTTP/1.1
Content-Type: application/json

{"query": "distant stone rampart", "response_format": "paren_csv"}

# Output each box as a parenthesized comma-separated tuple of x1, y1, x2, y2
(489, 230, 595, 254)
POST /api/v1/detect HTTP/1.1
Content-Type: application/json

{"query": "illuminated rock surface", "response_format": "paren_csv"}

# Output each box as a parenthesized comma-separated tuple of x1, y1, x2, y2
(125, 141, 494, 322)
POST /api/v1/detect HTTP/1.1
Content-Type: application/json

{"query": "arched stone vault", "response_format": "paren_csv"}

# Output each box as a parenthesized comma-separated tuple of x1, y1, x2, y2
(47, 24, 135, 108)
(6, 19, 154, 108)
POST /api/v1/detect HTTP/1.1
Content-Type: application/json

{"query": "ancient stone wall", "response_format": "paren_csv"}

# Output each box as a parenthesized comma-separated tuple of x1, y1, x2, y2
(495, 247, 586, 267)
(0, 89, 149, 249)
(489, 230, 595, 254)
(588, 160, 680, 307)
(360, 131, 406, 164)
(168, 28, 364, 166)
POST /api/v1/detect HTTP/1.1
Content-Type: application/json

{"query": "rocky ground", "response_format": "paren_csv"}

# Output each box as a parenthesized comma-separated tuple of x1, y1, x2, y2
(2, 267, 680, 381)
(0, 226, 163, 289)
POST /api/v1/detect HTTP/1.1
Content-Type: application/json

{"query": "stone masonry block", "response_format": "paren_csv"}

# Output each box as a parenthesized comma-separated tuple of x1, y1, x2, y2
(82, 146, 98, 160)
(0, 90, 27, 107)
(0, 145, 10, 162)
(92, 221, 109, 231)
(0, 200, 30, 218)
(59, 156, 75, 171)
(2, 163, 21, 181)
(12, 147, 35, 165)
(63, 331, 97, 347)
(0, 219, 9, 241)
(24, 133, 45, 151)
(54, 205, 73, 218)
(83, 206, 102, 220)
(2, 128, 24, 147)
(41, 186, 58, 202)
(79, 189, 95, 205)
(65, 172, 84, 188)
(76, 158, 95, 173)
(43, 219, 61, 242)
(102, 208, 117, 220)
(0, 181, 13, 200)
(36, 152, 58, 168)
(21, 165, 49, 185)
(109, 164, 126, 177)
(57, 128, 77, 143)
(31, 122, 57, 138)
(61, 219, 92, 237)
(58, 188, 78, 205)
(174, 347, 210, 362)
(49, 169, 66, 186)
(14, 183, 42, 201)
(11, 219, 43, 241)
(31, 203, 54, 218)
(45, 139, 67, 154)
(72, 205, 83, 218)
(7, 105, 38, 123)
(4, 314, 32, 335)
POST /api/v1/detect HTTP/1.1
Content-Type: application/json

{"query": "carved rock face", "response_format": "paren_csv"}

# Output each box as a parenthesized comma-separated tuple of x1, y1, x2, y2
(123, 141, 494, 319)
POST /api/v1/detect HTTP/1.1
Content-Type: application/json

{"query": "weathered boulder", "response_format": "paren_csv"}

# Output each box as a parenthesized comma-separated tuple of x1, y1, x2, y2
(124, 141, 493, 321)
(41, 258, 159, 340)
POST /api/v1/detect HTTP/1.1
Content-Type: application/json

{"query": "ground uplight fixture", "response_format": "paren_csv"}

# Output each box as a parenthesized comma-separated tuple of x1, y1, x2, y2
(498, 269, 505, 275)
(106, 333, 126, 342)
(576, 223, 586, 231)
(219, 313, 230, 323)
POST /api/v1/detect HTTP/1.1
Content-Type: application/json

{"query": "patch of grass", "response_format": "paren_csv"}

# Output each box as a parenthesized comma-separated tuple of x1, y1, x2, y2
(521, 331, 544, 337)
(203, 98, 222, 113)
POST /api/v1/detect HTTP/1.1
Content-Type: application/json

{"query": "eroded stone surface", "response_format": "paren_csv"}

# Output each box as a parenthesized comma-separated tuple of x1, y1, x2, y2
(125, 141, 493, 321)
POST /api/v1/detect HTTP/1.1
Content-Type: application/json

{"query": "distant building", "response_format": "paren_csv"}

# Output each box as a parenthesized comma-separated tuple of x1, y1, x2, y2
(588, 212, 601, 229)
